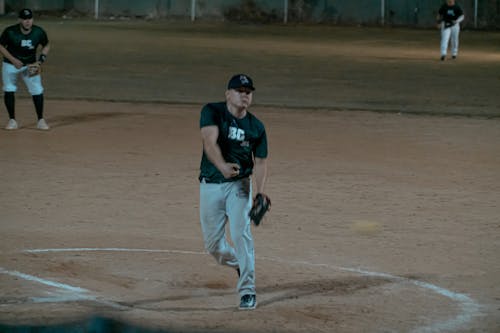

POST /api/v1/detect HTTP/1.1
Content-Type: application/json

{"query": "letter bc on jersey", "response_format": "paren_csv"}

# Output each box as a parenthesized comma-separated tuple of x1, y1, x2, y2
(199, 102, 268, 183)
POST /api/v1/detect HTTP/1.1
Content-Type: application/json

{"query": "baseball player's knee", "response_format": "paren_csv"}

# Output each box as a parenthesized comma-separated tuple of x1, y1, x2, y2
(28, 86, 43, 96)
(205, 239, 223, 256)
(24, 75, 43, 95)
(205, 243, 218, 256)
(230, 229, 252, 247)
(206, 247, 227, 265)
(206, 240, 235, 264)
(3, 85, 17, 93)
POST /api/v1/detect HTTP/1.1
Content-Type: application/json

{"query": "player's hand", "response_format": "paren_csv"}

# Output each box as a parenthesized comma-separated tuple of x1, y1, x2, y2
(12, 58, 23, 69)
(221, 163, 240, 179)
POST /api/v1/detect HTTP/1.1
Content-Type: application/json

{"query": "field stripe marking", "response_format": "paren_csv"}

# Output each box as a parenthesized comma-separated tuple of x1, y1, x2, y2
(0, 267, 127, 310)
(0, 267, 88, 293)
(24, 248, 204, 255)
(12, 248, 483, 332)
(259, 256, 482, 333)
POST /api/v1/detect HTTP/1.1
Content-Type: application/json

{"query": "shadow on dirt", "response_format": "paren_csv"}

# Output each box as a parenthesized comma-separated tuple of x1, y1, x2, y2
(118, 275, 393, 311)
(258, 275, 392, 307)
(0, 316, 168, 333)
(47, 111, 132, 128)
(0, 276, 395, 331)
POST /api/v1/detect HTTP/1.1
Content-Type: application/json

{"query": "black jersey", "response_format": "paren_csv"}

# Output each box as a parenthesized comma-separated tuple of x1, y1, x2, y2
(438, 3, 464, 24)
(199, 102, 268, 183)
(0, 24, 48, 65)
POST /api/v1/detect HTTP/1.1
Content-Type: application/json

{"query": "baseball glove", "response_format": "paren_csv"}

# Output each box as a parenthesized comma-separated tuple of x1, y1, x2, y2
(249, 193, 271, 226)
(27, 62, 41, 77)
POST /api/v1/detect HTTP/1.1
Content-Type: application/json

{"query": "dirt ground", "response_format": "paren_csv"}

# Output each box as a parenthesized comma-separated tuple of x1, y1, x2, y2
(0, 20, 499, 332)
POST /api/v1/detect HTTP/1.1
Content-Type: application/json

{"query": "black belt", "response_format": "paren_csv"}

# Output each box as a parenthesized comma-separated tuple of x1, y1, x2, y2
(200, 177, 248, 184)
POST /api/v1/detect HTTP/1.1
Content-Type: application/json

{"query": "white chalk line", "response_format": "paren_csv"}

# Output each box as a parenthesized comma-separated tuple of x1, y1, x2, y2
(0, 267, 88, 294)
(1, 247, 483, 332)
(24, 247, 204, 255)
(259, 256, 483, 333)
(1, 249, 205, 310)
(0, 266, 126, 310)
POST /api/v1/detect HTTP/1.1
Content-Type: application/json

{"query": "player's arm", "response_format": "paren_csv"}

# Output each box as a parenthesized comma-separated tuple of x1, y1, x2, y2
(201, 125, 240, 179)
(436, 6, 443, 21)
(38, 43, 50, 63)
(253, 157, 268, 194)
(436, 6, 445, 27)
(0, 44, 23, 68)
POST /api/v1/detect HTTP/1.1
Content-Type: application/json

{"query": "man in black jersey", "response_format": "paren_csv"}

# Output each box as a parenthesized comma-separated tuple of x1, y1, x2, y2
(199, 74, 269, 310)
(0, 8, 50, 130)
(437, 0, 464, 61)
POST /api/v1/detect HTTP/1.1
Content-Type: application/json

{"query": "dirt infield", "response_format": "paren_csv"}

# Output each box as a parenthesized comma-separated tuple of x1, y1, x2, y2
(6, 19, 500, 117)
(0, 20, 499, 332)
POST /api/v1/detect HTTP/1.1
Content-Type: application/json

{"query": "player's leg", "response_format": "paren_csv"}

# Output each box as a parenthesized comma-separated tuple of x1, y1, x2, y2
(440, 26, 452, 60)
(22, 71, 49, 130)
(225, 178, 256, 303)
(450, 25, 460, 58)
(2, 62, 19, 129)
(4, 92, 16, 128)
(199, 181, 239, 269)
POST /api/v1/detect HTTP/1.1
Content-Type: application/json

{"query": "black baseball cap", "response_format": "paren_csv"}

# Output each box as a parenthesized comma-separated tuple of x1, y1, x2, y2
(227, 74, 255, 91)
(19, 8, 33, 19)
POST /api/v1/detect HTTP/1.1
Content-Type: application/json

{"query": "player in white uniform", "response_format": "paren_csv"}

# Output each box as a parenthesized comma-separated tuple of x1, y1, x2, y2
(437, 0, 464, 61)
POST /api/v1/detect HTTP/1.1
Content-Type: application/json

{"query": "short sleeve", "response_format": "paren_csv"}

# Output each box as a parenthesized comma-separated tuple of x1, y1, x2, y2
(40, 30, 49, 46)
(254, 127, 268, 158)
(0, 29, 9, 46)
(438, 5, 445, 16)
(200, 104, 219, 128)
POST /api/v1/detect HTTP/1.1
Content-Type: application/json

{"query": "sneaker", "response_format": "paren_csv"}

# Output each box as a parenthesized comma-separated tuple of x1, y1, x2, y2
(452, 55, 457, 59)
(5, 119, 18, 130)
(239, 294, 257, 310)
(440, 55, 446, 61)
(37, 118, 49, 130)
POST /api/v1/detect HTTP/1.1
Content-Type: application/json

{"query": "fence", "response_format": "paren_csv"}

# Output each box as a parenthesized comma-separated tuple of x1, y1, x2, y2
(3, 0, 500, 29)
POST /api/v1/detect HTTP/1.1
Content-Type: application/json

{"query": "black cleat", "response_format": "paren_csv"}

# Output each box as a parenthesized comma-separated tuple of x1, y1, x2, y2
(239, 294, 257, 310)
(440, 55, 446, 61)
(452, 55, 457, 59)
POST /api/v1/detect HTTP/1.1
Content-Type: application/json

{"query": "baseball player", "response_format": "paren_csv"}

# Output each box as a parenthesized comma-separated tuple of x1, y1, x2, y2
(0, 8, 50, 130)
(437, 0, 464, 61)
(198, 74, 268, 310)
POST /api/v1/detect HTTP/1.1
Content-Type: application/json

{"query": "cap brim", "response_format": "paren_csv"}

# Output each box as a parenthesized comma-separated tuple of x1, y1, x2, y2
(230, 85, 255, 91)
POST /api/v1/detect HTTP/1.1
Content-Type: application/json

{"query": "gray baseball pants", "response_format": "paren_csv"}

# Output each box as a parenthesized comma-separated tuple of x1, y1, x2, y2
(199, 177, 255, 297)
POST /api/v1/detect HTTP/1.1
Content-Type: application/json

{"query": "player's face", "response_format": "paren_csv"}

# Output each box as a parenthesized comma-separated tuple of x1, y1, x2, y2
(226, 88, 253, 110)
(20, 18, 33, 31)
(446, 0, 455, 5)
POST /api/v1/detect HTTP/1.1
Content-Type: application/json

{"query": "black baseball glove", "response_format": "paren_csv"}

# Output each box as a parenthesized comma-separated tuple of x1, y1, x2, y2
(249, 193, 271, 226)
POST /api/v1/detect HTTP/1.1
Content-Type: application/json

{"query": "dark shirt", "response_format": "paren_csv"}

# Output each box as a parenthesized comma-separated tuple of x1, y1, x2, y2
(0, 24, 48, 65)
(438, 3, 464, 24)
(199, 102, 268, 183)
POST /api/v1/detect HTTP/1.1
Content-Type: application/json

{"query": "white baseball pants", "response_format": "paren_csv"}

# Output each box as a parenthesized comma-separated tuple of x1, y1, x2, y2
(2, 62, 44, 95)
(440, 23, 461, 57)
